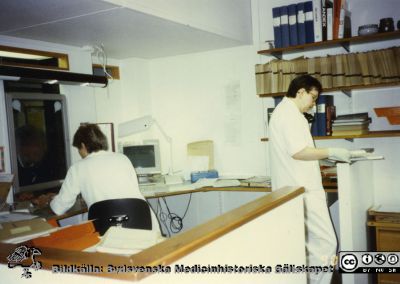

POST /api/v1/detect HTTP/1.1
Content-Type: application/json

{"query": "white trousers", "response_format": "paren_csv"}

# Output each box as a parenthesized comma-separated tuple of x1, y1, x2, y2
(303, 190, 337, 284)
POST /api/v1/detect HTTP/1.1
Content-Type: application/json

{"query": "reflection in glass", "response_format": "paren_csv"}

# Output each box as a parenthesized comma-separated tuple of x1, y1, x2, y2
(7, 94, 70, 194)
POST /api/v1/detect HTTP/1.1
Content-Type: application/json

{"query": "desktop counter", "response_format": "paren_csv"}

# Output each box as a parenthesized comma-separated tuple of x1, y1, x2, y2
(0, 186, 305, 284)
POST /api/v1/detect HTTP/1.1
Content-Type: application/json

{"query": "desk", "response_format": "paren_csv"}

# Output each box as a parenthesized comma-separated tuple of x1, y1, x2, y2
(141, 182, 271, 237)
(32, 198, 87, 222)
(140, 182, 271, 198)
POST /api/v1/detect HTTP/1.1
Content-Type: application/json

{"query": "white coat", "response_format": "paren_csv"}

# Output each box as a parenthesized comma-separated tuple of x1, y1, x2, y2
(50, 150, 160, 233)
(269, 97, 337, 284)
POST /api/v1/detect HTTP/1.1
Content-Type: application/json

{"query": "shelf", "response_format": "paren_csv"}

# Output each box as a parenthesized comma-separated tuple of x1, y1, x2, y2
(258, 30, 400, 58)
(258, 81, 400, 98)
(261, 130, 400, 142)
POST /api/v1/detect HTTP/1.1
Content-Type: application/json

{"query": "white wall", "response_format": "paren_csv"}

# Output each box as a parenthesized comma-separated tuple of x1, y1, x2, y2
(147, 46, 267, 178)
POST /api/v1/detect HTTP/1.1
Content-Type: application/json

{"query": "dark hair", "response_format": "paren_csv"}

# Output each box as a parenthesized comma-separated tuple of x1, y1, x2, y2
(72, 124, 108, 153)
(286, 75, 322, 98)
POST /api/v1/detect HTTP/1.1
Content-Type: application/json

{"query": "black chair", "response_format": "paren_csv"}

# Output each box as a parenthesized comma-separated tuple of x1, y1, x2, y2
(88, 198, 152, 236)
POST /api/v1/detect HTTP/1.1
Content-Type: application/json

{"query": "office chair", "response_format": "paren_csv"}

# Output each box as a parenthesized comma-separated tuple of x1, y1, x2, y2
(88, 198, 152, 236)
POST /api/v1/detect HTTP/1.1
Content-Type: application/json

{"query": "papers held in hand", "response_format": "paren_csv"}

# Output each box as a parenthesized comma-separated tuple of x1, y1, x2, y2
(327, 149, 384, 164)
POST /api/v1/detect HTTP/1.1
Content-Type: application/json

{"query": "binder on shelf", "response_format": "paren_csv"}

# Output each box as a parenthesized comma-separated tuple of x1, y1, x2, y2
(326, 0, 334, 40)
(333, 0, 342, 39)
(288, 4, 298, 46)
(272, 7, 282, 48)
(280, 6, 290, 48)
(296, 2, 306, 45)
(312, 0, 322, 42)
(321, 0, 333, 41)
(326, 105, 336, 136)
(304, 1, 315, 44)
(338, 9, 351, 39)
(316, 95, 334, 136)
(310, 111, 319, 137)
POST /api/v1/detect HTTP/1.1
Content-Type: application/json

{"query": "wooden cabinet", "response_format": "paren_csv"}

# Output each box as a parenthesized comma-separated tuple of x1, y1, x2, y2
(368, 210, 400, 284)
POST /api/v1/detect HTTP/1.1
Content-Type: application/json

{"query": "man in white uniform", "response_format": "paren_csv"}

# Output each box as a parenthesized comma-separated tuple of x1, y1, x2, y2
(50, 124, 160, 234)
(269, 75, 351, 284)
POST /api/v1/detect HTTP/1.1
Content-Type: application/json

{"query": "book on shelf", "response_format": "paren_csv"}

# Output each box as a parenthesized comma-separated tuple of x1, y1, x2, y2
(320, 56, 333, 88)
(342, 54, 352, 86)
(332, 128, 369, 136)
(272, 7, 282, 48)
(326, 0, 334, 40)
(312, 0, 322, 42)
(288, 4, 298, 46)
(356, 52, 372, 85)
(347, 53, 363, 85)
(332, 121, 369, 130)
(326, 105, 336, 136)
(296, 2, 306, 45)
(309, 106, 319, 136)
(335, 112, 370, 121)
(316, 95, 334, 136)
(321, 0, 328, 41)
(333, 0, 342, 39)
(280, 6, 290, 48)
(338, 0, 351, 39)
(304, 1, 315, 43)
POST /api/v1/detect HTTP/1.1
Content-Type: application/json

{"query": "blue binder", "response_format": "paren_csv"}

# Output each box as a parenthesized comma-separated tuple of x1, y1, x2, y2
(272, 7, 282, 48)
(280, 6, 290, 48)
(310, 106, 319, 136)
(304, 1, 315, 44)
(296, 2, 306, 45)
(316, 95, 334, 136)
(288, 4, 298, 46)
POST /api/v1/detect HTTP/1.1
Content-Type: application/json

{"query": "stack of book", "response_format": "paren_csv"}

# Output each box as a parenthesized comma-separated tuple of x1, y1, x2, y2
(332, 112, 371, 136)
(255, 46, 400, 95)
(271, 0, 350, 49)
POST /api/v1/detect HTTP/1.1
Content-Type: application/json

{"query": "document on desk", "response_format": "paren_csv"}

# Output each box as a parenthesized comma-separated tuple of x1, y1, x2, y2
(96, 226, 164, 255)
(213, 179, 241, 187)
(0, 212, 37, 223)
(0, 217, 58, 244)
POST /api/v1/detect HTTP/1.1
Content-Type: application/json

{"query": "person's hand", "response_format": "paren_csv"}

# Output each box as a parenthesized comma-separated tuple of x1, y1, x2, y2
(328, 148, 351, 163)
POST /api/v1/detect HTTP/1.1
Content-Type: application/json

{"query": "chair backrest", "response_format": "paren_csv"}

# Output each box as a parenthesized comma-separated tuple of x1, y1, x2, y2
(88, 198, 152, 235)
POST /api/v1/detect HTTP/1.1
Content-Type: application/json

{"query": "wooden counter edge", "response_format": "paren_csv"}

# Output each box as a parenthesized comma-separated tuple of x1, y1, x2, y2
(145, 185, 271, 199)
(0, 186, 304, 281)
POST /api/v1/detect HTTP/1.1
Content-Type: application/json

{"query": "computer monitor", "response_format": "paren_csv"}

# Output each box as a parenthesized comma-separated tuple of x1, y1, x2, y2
(5, 92, 71, 196)
(122, 140, 161, 176)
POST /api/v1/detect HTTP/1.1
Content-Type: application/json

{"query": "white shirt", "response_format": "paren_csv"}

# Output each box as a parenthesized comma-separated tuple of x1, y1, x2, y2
(50, 151, 160, 231)
(269, 97, 323, 192)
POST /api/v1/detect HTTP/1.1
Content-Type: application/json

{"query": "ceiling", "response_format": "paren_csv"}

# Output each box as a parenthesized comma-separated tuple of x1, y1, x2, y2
(0, 0, 251, 59)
